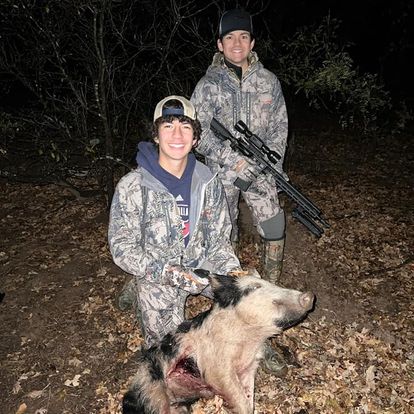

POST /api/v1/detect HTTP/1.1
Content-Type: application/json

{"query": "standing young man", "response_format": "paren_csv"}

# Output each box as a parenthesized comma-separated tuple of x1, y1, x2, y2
(108, 96, 240, 348)
(191, 9, 288, 285)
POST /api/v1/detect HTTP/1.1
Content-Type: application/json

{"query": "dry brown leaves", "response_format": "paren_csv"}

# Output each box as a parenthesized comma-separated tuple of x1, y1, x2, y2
(1, 132, 413, 413)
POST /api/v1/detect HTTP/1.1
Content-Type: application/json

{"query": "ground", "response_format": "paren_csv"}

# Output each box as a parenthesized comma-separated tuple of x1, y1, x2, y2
(0, 127, 413, 414)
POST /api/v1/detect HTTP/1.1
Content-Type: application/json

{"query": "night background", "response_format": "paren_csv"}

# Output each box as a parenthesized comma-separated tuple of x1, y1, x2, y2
(259, 0, 413, 98)
(0, 1, 413, 414)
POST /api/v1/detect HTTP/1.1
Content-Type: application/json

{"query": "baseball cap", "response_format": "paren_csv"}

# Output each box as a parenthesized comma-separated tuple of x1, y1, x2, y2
(219, 9, 253, 38)
(153, 95, 197, 122)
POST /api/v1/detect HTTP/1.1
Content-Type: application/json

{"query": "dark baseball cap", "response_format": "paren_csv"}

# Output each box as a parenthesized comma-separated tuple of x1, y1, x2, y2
(219, 9, 253, 38)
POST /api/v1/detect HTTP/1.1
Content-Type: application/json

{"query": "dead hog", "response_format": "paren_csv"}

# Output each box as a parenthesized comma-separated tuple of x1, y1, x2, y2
(123, 273, 315, 414)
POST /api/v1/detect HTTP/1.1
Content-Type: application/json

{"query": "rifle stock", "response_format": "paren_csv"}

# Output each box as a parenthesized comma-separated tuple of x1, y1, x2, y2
(210, 118, 330, 238)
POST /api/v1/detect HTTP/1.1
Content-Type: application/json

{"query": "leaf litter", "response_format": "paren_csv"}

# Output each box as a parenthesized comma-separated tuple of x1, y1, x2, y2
(0, 131, 412, 413)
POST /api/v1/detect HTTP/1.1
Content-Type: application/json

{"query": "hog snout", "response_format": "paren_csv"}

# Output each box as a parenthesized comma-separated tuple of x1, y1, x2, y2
(299, 292, 315, 311)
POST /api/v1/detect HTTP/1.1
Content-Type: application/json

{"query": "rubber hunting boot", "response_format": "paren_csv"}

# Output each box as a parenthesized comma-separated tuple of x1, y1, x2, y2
(261, 340, 288, 377)
(117, 278, 135, 311)
(262, 238, 285, 284)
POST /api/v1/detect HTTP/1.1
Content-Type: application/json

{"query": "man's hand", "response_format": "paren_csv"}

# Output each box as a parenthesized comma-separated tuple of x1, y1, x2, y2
(162, 265, 209, 294)
(234, 158, 260, 182)
(234, 158, 249, 173)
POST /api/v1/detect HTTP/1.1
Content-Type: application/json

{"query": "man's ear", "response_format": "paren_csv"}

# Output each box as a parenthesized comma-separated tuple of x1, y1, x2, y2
(217, 38, 224, 52)
(250, 38, 255, 50)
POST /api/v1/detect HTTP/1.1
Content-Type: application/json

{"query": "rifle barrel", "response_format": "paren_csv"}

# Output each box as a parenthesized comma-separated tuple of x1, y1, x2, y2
(210, 117, 330, 236)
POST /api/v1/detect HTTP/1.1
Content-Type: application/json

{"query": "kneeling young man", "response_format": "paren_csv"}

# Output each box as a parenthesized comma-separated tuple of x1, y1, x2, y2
(108, 96, 240, 348)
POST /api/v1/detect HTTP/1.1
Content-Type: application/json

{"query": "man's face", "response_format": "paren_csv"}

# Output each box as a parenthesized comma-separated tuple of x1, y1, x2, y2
(156, 119, 196, 166)
(217, 30, 255, 72)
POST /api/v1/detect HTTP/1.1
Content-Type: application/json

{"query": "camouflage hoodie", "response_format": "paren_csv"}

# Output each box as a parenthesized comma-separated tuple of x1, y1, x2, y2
(191, 51, 288, 175)
(108, 147, 240, 293)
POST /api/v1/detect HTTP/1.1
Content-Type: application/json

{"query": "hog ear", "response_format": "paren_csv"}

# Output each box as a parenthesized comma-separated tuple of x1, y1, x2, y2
(246, 282, 262, 291)
(209, 274, 241, 308)
(208, 273, 231, 289)
(245, 267, 262, 279)
(193, 268, 210, 278)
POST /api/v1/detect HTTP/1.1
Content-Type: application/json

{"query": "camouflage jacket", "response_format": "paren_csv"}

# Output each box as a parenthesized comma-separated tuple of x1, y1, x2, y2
(108, 160, 240, 293)
(191, 51, 288, 175)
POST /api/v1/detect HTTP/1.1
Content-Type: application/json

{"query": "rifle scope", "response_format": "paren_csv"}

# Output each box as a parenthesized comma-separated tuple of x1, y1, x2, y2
(234, 121, 281, 165)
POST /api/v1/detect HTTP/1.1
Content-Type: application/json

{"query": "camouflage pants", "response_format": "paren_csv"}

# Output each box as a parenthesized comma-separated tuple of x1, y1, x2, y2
(135, 279, 189, 348)
(221, 172, 281, 242)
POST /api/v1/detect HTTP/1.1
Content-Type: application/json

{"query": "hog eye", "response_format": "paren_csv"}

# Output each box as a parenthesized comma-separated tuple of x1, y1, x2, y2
(244, 283, 261, 295)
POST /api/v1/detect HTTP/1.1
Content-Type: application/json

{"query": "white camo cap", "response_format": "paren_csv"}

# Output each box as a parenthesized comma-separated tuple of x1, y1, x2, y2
(153, 95, 197, 122)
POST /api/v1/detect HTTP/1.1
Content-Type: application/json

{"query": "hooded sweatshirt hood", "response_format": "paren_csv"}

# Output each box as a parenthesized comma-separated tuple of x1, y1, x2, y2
(136, 141, 196, 184)
(136, 141, 196, 245)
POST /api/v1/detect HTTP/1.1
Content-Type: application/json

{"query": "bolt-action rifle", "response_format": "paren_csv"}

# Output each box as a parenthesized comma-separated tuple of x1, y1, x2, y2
(210, 118, 330, 238)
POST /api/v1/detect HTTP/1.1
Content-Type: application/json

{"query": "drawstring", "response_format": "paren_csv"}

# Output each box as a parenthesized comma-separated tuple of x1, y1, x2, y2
(141, 186, 148, 249)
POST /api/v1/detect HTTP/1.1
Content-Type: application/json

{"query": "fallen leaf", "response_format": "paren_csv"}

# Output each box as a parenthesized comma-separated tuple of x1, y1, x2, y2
(68, 357, 82, 367)
(15, 403, 27, 414)
(27, 389, 45, 399)
(365, 365, 376, 390)
(64, 374, 81, 387)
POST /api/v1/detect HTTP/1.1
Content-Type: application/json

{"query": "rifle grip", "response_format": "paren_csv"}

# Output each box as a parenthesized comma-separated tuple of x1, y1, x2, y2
(234, 177, 252, 192)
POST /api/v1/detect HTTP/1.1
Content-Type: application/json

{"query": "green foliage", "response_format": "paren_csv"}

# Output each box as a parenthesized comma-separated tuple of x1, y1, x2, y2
(273, 16, 394, 133)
